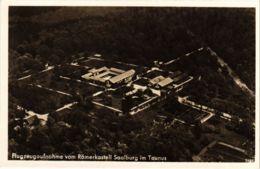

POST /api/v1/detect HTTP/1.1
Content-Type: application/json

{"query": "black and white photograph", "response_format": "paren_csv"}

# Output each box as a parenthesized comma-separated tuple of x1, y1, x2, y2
(2, 3, 258, 166)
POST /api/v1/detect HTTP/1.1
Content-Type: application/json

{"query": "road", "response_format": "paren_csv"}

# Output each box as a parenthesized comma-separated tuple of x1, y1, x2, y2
(164, 47, 204, 65)
(164, 46, 254, 98)
(39, 65, 55, 73)
(17, 66, 54, 81)
(88, 56, 149, 69)
(92, 101, 122, 113)
(17, 55, 87, 82)
(182, 30, 254, 97)
(56, 101, 78, 112)
(29, 84, 73, 97)
(208, 47, 254, 98)
(59, 75, 105, 89)
(129, 96, 159, 115)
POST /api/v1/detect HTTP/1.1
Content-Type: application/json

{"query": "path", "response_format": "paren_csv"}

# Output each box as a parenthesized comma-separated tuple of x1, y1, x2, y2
(207, 47, 254, 98)
(92, 101, 122, 113)
(17, 66, 54, 81)
(29, 84, 73, 97)
(55, 101, 78, 112)
(164, 47, 204, 65)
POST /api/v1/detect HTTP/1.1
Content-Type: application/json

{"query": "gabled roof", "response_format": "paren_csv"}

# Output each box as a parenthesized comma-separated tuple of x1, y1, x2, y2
(170, 70, 182, 78)
(81, 72, 93, 79)
(25, 115, 38, 125)
(109, 69, 135, 84)
(150, 75, 165, 85)
(89, 66, 108, 73)
(95, 71, 111, 78)
(172, 73, 187, 83)
(110, 67, 125, 74)
(158, 77, 173, 87)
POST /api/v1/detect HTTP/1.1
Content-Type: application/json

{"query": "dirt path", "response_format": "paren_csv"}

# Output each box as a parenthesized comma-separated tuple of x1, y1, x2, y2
(207, 47, 254, 98)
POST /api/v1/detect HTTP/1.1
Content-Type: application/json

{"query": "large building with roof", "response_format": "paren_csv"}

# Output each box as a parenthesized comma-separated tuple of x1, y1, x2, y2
(81, 66, 136, 87)
(132, 68, 193, 96)
(149, 76, 174, 89)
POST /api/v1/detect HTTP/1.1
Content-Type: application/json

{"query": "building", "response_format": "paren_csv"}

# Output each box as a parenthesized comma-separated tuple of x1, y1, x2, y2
(131, 70, 175, 96)
(157, 77, 174, 88)
(81, 66, 136, 87)
(149, 76, 165, 86)
(149, 75, 174, 89)
(108, 69, 135, 85)
(132, 78, 149, 91)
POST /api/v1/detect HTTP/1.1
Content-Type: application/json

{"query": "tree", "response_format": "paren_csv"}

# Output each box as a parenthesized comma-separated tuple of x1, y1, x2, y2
(74, 88, 93, 110)
(37, 44, 51, 58)
(135, 89, 143, 98)
(27, 128, 51, 153)
(164, 96, 180, 113)
(143, 88, 153, 96)
(122, 96, 133, 113)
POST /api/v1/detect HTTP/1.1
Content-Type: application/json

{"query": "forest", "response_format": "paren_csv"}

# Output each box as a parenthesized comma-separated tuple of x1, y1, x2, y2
(8, 7, 255, 161)
(9, 7, 255, 90)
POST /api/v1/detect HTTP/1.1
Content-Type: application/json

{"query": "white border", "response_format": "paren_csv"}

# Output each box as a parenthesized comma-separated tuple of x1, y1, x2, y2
(1, 0, 259, 7)
(0, 0, 259, 168)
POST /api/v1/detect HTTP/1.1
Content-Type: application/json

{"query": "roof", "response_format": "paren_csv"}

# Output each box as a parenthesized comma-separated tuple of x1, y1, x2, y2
(109, 69, 135, 84)
(95, 71, 111, 78)
(89, 66, 108, 73)
(94, 53, 102, 57)
(81, 72, 92, 79)
(110, 67, 125, 74)
(25, 115, 38, 125)
(145, 70, 163, 79)
(102, 75, 113, 81)
(158, 77, 173, 87)
(172, 73, 187, 83)
(170, 70, 182, 78)
(150, 75, 165, 85)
